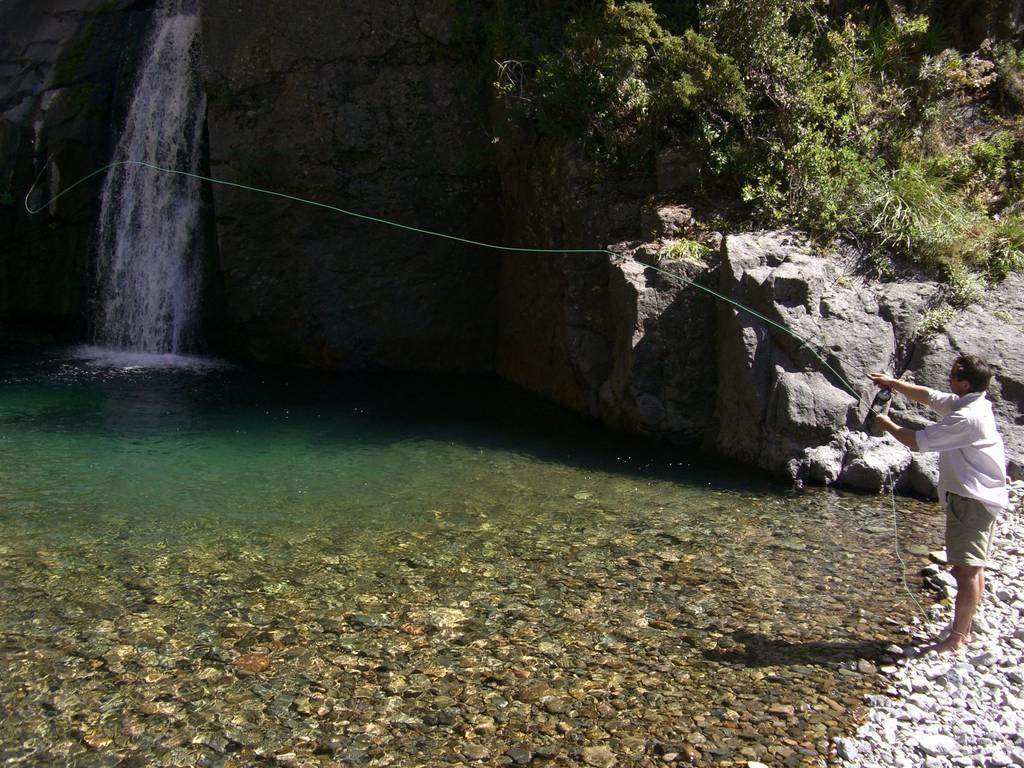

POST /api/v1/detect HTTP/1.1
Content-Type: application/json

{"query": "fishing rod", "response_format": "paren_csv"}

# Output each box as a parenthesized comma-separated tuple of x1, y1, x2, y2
(25, 159, 867, 401)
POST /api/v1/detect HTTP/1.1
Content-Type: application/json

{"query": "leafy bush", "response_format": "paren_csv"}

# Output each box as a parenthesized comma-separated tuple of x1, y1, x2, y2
(481, 1, 1024, 292)
(969, 131, 1015, 181)
(944, 262, 986, 306)
(528, 2, 746, 164)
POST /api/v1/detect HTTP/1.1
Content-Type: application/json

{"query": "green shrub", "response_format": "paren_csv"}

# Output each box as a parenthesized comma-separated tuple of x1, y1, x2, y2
(920, 47, 998, 99)
(970, 131, 1015, 181)
(479, 1, 1024, 297)
(994, 42, 1024, 108)
(925, 149, 975, 187)
(834, 273, 855, 289)
(869, 247, 896, 279)
(528, 1, 746, 165)
(945, 262, 985, 306)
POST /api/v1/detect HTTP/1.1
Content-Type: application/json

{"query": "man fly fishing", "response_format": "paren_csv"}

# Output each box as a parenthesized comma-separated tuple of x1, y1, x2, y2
(869, 355, 1008, 654)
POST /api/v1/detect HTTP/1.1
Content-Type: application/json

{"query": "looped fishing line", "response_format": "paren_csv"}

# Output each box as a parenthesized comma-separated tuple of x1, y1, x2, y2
(887, 468, 929, 625)
(25, 159, 864, 399)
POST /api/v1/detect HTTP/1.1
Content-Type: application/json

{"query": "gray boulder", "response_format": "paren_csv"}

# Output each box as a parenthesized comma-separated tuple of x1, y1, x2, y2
(713, 230, 1022, 492)
(902, 453, 940, 499)
(837, 433, 913, 493)
(639, 201, 694, 240)
(714, 230, 893, 477)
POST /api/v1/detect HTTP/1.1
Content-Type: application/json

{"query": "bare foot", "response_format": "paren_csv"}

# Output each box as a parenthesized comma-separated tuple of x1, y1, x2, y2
(925, 632, 970, 655)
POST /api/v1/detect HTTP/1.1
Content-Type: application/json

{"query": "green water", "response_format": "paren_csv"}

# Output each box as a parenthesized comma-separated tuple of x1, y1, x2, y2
(0, 347, 939, 767)
(0, 347, 772, 539)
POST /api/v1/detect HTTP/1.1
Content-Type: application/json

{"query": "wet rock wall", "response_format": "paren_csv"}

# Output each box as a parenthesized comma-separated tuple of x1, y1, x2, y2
(199, 1, 502, 370)
(0, 0, 153, 340)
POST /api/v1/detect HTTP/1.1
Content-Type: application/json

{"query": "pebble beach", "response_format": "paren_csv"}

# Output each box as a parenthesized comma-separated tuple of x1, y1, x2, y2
(838, 479, 1024, 768)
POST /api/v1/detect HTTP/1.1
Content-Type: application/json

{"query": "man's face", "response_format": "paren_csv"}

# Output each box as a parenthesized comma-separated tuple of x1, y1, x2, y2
(949, 365, 971, 396)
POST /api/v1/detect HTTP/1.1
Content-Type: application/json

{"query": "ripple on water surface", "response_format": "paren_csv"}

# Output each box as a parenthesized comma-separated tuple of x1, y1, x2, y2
(0, 348, 941, 766)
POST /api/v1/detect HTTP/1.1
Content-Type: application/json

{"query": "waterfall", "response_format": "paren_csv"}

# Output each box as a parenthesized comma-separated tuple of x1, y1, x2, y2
(94, 0, 206, 354)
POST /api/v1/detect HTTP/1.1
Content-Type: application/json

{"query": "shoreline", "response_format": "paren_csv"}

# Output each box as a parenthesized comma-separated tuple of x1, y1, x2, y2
(836, 480, 1024, 767)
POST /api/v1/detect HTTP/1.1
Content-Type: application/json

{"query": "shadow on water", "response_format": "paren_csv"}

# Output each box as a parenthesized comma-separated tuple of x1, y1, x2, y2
(702, 631, 894, 668)
(0, 345, 786, 494)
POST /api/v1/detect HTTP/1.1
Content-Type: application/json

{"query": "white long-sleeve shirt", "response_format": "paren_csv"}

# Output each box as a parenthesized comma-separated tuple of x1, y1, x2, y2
(915, 390, 1008, 515)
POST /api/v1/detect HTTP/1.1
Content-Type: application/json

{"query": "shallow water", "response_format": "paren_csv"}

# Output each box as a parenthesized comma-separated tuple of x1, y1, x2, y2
(0, 347, 940, 767)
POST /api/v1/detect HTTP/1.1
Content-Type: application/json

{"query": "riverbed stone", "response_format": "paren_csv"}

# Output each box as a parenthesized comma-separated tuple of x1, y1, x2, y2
(582, 745, 617, 767)
(916, 733, 960, 757)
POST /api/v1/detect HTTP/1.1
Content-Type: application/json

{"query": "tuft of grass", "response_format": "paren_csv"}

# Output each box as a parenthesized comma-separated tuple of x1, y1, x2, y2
(859, 164, 985, 263)
(988, 214, 1024, 282)
(944, 262, 985, 306)
(660, 238, 712, 265)
(917, 304, 954, 336)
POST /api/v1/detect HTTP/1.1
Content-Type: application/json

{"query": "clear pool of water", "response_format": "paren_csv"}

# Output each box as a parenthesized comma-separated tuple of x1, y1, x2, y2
(0, 346, 940, 766)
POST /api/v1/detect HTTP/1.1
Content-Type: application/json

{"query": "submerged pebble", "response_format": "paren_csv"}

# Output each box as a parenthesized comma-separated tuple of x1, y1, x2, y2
(0, 483, 941, 767)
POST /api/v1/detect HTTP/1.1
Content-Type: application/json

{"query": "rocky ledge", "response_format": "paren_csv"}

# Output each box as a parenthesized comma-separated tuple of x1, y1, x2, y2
(531, 223, 1023, 496)
(713, 230, 1023, 491)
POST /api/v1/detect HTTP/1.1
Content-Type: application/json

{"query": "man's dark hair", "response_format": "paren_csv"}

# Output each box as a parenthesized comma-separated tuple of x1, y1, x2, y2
(952, 354, 993, 393)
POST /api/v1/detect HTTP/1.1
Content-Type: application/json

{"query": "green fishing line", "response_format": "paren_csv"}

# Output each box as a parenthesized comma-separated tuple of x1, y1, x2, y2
(26, 159, 864, 399)
(30, 160, 933, 616)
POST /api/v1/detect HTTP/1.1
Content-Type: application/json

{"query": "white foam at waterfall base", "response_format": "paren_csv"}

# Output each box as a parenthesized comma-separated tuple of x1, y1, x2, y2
(69, 345, 230, 372)
(94, 0, 206, 354)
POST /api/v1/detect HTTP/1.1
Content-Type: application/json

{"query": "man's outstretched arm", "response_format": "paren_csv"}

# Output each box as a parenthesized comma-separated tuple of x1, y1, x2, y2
(868, 372, 932, 406)
(873, 414, 919, 450)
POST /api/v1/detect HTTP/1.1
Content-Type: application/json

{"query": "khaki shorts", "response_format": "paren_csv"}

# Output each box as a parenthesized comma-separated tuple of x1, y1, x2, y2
(945, 493, 997, 567)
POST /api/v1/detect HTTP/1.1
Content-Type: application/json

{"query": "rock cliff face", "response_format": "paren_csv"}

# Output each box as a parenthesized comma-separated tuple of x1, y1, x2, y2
(495, 248, 717, 441)
(199, 1, 502, 369)
(541, 228, 1024, 490)
(714, 234, 1024, 487)
(491, 141, 714, 438)
(2, 1, 503, 368)
(0, 0, 151, 338)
